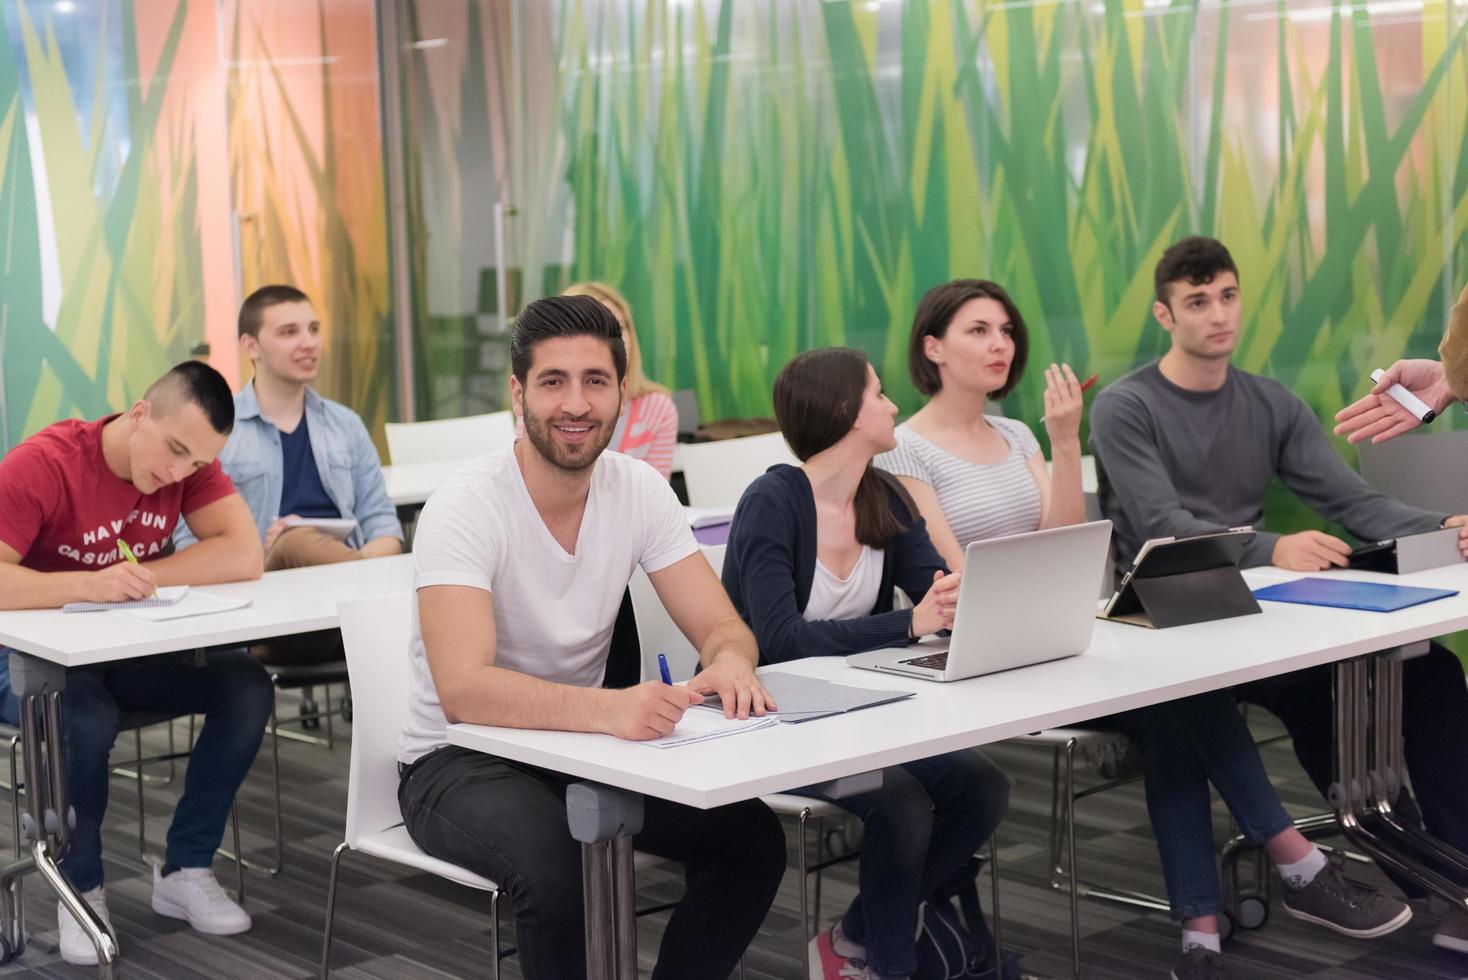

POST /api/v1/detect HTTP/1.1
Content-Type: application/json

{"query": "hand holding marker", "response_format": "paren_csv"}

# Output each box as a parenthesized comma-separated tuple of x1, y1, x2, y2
(1039, 372, 1099, 424)
(117, 539, 158, 599)
(1371, 368, 1437, 424)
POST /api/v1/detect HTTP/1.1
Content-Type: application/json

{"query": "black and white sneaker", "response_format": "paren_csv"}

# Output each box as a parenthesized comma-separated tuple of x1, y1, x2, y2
(1170, 946, 1227, 980)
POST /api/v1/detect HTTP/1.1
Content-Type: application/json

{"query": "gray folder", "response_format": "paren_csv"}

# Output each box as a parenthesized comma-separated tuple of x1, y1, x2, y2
(700, 669, 914, 723)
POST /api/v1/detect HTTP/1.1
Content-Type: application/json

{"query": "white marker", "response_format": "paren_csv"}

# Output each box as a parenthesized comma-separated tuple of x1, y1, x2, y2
(1371, 368, 1437, 424)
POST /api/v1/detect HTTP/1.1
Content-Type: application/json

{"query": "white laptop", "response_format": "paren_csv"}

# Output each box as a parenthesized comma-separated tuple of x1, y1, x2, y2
(847, 520, 1113, 682)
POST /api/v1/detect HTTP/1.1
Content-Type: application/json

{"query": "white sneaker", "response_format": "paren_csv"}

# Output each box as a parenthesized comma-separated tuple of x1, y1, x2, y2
(151, 865, 251, 935)
(57, 886, 114, 966)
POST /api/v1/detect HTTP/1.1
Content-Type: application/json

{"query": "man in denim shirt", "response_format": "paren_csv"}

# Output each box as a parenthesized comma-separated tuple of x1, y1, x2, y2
(180, 285, 402, 663)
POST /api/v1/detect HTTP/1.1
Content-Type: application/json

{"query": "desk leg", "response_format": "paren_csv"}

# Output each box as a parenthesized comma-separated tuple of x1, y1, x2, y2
(1366, 657, 1468, 880)
(581, 838, 613, 977)
(1, 654, 120, 977)
(612, 835, 638, 979)
(567, 783, 643, 980)
(1329, 655, 1468, 912)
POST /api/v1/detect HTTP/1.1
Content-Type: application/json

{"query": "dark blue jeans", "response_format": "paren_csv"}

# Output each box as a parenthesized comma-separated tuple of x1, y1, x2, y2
(802, 749, 1010, 978)
(0, 649, 273, 891)
(1099, 691, 1294, 921)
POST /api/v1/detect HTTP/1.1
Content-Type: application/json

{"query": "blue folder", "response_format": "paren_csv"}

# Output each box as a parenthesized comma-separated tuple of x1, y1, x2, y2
(1252, 577, 1458, 613)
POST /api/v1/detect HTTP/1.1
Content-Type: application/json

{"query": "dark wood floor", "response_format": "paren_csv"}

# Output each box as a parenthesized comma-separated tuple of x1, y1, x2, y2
(0, 691, 1462, 979)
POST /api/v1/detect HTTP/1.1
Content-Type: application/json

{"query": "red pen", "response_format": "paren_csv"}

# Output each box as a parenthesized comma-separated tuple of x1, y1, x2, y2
(1039, 372, 1099, 423)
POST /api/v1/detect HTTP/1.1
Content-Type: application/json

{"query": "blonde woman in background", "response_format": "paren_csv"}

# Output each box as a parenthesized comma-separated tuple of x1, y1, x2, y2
(562, 282, 681, 479)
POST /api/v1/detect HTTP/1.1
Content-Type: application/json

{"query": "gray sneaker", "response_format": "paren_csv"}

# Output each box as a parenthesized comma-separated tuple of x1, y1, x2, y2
(1170, 946, 1228, 980)
(1281, 853, 1412, 938)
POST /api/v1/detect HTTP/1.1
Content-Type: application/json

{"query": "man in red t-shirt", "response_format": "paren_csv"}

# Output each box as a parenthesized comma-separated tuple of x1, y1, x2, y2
(0, 362, 271, 965)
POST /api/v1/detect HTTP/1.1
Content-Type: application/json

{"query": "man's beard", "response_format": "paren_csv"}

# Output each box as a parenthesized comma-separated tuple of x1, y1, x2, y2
(521, 402, 619, 472)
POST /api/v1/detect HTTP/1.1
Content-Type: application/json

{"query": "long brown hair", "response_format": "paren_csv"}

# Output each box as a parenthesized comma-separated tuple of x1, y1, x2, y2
(773, 348, 907, 548)
(562, 281, 669, 399)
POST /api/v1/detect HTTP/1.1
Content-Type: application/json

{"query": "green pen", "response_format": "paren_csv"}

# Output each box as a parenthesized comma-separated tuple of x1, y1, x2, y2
(116, 540, 157, 598)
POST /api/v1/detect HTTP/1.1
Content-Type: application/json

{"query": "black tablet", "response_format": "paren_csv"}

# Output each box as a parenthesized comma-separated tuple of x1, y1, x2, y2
(1103, 528, 1258, 627)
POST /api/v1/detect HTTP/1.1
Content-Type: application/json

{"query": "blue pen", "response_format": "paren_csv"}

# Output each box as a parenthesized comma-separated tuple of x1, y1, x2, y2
(657, 653, 673, 685)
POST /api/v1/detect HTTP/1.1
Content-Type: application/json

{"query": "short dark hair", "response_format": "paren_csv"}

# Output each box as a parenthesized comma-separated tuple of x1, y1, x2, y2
(510, 295, 627, 383)
(907, 279, 1029, 399)
(773, 348, 906, 547)
(143, 361, 235, 434)
(1154, 237, 1239, 307)
(239, 284, 310, 339)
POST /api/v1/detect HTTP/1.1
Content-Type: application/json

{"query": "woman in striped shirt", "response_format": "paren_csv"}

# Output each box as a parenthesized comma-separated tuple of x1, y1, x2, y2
(562, 282, 680, 479)
(875, 279, 1086, 568)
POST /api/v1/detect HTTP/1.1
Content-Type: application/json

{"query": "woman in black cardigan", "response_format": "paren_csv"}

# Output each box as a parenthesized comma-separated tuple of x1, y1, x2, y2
(723, 348, 1010, 980)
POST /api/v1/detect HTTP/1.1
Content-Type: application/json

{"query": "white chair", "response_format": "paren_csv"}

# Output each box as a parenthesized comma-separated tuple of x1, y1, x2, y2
(321, 593, 503, 978)
(628, 544, 855, 974)
(678, 431, 799, 508)
(384, 410, 515, 466)
(325, 594, 706, 979)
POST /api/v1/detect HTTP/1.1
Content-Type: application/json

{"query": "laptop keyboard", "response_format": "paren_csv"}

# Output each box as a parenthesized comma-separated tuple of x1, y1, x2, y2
(899, 651, 949, 671)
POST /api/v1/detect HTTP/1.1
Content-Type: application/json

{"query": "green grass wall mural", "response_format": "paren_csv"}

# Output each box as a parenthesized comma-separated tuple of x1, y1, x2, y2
(1, 0, 215, 452)
(402, 0, 1468, 448)
(2, 0, 390, 453)
(535, 0, 1468, 443)
(6, 0, 1467, 494)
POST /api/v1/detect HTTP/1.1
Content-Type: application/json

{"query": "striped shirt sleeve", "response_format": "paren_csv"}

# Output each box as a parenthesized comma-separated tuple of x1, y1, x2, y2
(994, 416, 1041, 458)
(874, 427, 932, 485)
(621, 392, 679, 480)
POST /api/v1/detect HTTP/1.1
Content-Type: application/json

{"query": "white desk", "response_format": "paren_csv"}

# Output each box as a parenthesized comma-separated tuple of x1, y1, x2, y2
(0, 556, 414, 668)
(0, 555, 414, 976)
(448, 562, 1468, 977)
(449, 564, 1468, 808)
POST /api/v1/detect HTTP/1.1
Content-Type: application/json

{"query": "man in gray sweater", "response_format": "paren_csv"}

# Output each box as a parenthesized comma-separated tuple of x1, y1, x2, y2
(1092, 235, 1468, 959)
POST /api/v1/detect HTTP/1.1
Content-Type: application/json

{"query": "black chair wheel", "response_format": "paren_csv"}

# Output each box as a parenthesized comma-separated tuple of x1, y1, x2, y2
(1236, 895, 1268, 930)
(0, 934, 16, 964)
(1217, 911, 1234, 943)
(300, 695, 321, 729)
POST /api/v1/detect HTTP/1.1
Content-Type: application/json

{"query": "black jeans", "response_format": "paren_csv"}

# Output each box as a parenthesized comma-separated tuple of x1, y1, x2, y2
(398, 745, 786, 980)
(1234, 642, 1468, 895)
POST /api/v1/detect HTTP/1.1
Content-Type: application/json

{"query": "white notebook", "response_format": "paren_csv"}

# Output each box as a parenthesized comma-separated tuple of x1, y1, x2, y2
(282, 516, 357, 541)
(682, 507, 735, 530)
(118, 591, 252, 622)
(63, 586, 190, 613)
(644, 706, 777, 749)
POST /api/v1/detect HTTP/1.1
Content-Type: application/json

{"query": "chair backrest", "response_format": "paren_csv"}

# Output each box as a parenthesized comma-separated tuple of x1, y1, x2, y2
(384, 411, 515, 465)
(337, 592, 415, 844)
(678, 431, 799, 508)
(1358, 430, 1468, 515)
(627, 545, 726, 682)
(671, 389, 701, 435)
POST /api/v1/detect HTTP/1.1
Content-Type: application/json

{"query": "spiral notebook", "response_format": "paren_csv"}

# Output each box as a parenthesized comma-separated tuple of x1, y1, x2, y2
(63, 586, 190, 613)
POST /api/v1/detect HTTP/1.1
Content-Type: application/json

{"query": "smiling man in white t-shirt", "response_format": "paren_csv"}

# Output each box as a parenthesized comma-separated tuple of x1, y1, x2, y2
(396, 295, 786, 980)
